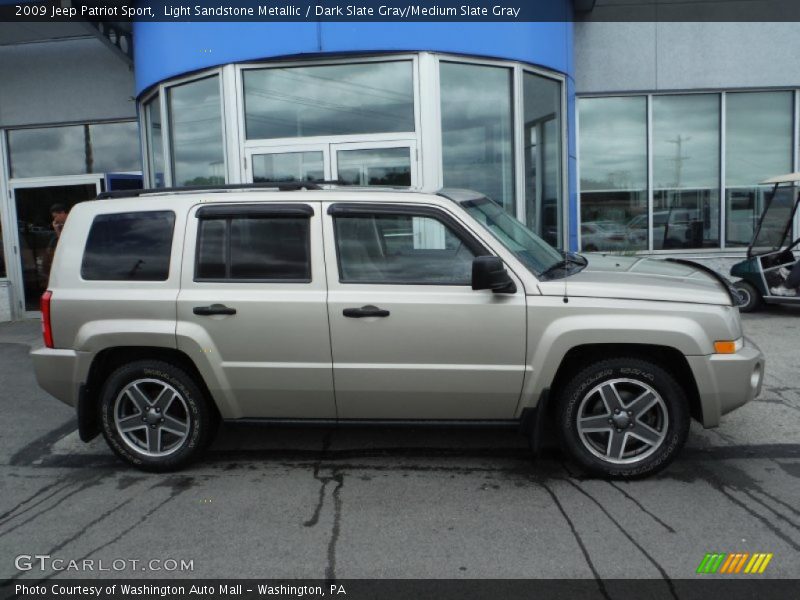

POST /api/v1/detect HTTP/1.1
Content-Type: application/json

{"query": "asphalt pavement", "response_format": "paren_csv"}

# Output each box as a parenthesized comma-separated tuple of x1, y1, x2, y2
(0, 308, 798, 583)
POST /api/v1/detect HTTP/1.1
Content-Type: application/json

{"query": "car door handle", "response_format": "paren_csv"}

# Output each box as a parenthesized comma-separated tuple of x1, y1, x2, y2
(193, 304, 237, 316)
(343, 305, 390, 318)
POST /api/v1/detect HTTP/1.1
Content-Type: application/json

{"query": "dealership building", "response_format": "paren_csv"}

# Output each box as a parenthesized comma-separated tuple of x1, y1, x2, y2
(0, 1, 799, 320)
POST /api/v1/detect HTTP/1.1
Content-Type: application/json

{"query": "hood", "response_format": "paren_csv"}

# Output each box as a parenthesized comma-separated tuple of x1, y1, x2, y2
(536, 255, 733, 306)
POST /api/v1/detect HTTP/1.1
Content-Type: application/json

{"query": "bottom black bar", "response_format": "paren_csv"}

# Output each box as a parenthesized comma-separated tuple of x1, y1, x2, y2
(1, 579, 799, 600)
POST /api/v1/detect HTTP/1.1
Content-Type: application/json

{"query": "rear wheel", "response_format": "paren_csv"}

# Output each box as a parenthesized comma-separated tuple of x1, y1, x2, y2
(99, 360, 215, 471)
(556, 357, 690, 479)
(733, 281, 762, 313)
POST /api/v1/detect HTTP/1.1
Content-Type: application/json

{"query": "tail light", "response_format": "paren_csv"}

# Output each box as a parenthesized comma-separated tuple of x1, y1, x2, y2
(41, 290, 54, 348)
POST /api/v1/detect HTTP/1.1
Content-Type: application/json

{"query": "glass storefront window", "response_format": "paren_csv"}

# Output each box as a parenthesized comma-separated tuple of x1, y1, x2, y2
(579, 96, 647, 252)
(652, 94, 720, 249)
(440, 62, 515, 214)
(725, 91, 793, 247)
(252, 152, 325, 183)
(8, 123, 140, 179)
(8, 126, 85, 178)
(523, 72, 562, 246)
(145, 96, 165, 187)
(88, 122, 142, 174)
(335, 147, 412, 186)
(169, 76, 226, 187)
(244, 61, 414, 140)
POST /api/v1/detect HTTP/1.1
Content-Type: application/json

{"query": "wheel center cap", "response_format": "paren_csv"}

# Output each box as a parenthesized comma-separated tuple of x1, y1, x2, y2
(612, 413, 631, 428)
(145, 408, 160, 425)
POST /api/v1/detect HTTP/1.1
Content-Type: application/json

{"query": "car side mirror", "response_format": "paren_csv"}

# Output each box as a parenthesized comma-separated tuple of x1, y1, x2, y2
(472, 256, 517, 294)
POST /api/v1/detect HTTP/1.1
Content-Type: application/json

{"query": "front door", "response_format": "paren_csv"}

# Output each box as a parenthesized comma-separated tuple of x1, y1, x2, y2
(8, 177, 101, 314)
(322, 201, 527, 420)
(176, 201, 335, 419)
(246, 141, 417, 187)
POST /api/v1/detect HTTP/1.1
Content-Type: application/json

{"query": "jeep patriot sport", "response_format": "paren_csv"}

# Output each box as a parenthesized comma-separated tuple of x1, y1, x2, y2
(31, 185, 764, 477)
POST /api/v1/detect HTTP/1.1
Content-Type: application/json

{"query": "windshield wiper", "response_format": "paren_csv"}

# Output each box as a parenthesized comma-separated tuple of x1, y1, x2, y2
(539, 252, 587, 280)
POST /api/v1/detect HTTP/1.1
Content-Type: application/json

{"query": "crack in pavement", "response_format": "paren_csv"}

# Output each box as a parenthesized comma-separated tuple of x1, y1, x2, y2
(0, 473, 74, 522)
(538, 480, 610, 600)
(606, 481, 676, 534)
(302, 431, 346, 581)
(0, 472, 108, 537)
(560, 477, 679, 600)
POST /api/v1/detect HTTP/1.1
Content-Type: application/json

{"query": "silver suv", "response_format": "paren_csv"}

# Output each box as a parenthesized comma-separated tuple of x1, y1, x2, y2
(31, 186, 764, 478)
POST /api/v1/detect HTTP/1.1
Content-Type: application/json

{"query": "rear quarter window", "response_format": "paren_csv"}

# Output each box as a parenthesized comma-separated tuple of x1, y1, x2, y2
(81, 211, 176, 281)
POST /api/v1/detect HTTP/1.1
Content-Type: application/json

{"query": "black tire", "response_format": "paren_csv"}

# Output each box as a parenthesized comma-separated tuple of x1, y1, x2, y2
(556, 357, 690, 479)
(733, 281, 762, 313)
(99, 360, 215, 472)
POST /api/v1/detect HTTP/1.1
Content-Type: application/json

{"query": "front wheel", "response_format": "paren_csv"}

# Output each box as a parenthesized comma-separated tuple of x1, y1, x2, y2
(99, 360, 215, 471)
(733, 281, 762, 313)
(556, 358, 690, 479)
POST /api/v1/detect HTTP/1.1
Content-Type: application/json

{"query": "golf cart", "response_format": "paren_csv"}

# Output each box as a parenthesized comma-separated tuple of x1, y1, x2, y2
(730, 173, 800, 312)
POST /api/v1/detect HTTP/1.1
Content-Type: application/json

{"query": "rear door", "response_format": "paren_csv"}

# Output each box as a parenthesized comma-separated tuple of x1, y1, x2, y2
(176, 202, 335, 419)
(323, 202, 527, 420)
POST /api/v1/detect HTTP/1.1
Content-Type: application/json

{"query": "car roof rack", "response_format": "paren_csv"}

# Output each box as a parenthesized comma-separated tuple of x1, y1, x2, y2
(96, 180, 343, 200)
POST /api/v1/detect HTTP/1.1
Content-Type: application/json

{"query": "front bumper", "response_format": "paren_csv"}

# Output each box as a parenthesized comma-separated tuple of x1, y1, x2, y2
(686, 337, 764, 428)
(30, 346, 91, 408)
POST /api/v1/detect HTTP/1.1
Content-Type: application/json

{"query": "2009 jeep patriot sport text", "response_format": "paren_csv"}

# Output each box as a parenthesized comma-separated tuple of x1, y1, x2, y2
(32, 186, 764, 478)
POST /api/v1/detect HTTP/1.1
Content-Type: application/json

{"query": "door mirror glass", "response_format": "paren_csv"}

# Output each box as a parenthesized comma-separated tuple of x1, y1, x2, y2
(472, 256, 516, 294)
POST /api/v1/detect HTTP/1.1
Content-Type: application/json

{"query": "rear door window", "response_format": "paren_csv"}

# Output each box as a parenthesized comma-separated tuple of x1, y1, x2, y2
(81, 211, 175, 281)
(195, 204, 312, 282)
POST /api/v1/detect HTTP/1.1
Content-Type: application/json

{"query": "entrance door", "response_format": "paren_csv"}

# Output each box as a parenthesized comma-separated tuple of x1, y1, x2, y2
(8, 177, 102, 313)
(245, 141, 417, 187)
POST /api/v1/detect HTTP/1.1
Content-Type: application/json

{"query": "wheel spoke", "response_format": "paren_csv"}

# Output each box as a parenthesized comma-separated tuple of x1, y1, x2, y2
(629, 422, 663, 447)
(607, 430, 628, 459)
(599, 383, 624, 413)
(152, 387, 177, 413)
(125, 384, 151, 413)
(117, 414, 146, 433)
(627, 390, 658, 418)
(579, 414, 613, 432)
(147, 427, 161, 453)
(161, 416, 188, 437)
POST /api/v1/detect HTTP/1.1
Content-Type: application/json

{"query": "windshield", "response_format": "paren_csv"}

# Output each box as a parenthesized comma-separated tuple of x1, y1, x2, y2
(461, 197, 564, 276)
(751, 185, 798, 255)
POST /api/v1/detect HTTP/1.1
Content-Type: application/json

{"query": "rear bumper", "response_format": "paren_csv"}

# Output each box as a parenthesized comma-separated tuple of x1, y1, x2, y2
(686, 337, 764, 428)
(30, 346, 91, 408)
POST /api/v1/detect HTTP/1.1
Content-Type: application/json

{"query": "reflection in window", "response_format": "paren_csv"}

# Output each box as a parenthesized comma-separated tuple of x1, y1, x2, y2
(8, 127, 84, 178)
(579, 96, 647, 251)
(523, 72, 562, 247)
(334, 213, 476, 284)
(652, 94, 720, 249)
(441, 62, 515, 213)
(81, 211, 175, 281)
(145, 96, 165, 187)
(8, 123, 140, 179)
(336, 147, 411, 186)
(196, 217, 311, 281)
(244, 61, 414, 139)
(169, 76, 226, 187)
(252, 152, 325, 183)
(89, 122, 141, 174)
(725, 92, 793, 247)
